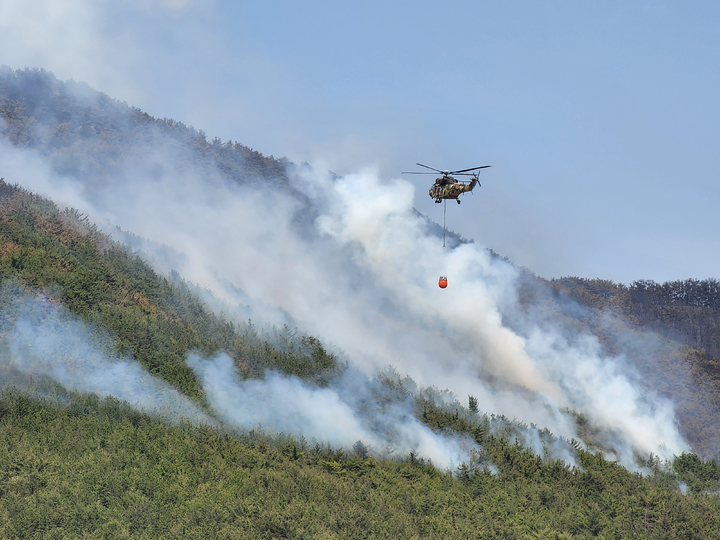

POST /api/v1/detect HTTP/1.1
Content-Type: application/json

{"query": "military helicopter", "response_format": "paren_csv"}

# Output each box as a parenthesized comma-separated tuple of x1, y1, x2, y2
(402, 163, 491, 204)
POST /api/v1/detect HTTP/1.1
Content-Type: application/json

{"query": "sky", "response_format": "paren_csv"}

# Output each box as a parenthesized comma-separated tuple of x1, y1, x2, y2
(1, 0, 719, 283)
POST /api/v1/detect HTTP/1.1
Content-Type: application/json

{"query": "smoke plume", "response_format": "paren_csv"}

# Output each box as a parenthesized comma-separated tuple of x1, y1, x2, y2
(0, 119, 689, 468)
(0, 286, 475, 469)
(188, 352, 476, 468)
(1, 290, 214, 425)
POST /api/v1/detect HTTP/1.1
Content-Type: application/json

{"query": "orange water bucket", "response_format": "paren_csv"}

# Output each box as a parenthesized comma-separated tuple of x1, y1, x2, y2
(438, 276, 448, 289)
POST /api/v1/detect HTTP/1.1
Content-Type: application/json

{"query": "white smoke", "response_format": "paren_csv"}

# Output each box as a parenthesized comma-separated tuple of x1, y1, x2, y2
(0, 127, 689, 468)
(188, 352, 475, 469)
(2, 292, 214, 425)
(0, 286, 476, 470)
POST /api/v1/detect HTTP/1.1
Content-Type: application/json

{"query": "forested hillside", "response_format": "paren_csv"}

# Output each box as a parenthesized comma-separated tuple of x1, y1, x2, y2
(552, 277, 720, 357)
(4, 386, 720, 539)
(0, 180, 339, 394)
(536, 276, 720, 459)
(3, 66, 720, 538)
(3, 176, 718, 537)
(0, 67, 287, 187)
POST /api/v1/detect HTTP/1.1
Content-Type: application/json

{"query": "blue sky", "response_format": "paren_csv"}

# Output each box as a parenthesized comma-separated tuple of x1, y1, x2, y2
(1, 0, 719, 283)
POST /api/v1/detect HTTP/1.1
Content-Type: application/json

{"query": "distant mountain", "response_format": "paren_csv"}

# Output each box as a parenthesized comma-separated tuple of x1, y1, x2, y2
(540, 276, 720, 459)
(413, 230, 720, 461)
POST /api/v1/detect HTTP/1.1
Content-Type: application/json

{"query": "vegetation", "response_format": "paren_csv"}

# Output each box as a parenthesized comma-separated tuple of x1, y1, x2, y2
(550, 276, 720, 357)
(532, 276, 720, 460)
(4, 184, 720, 539)
(3, 66, 720, 537)
(0, 179, 339, 396)
(3, 386, 720, 539)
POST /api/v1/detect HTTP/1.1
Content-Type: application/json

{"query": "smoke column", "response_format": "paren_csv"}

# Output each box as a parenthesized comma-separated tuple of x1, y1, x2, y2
(0, 130, 689, 468)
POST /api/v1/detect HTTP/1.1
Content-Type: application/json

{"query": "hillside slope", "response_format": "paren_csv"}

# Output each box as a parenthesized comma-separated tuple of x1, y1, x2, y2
(2, 66, 720, 537)
(0, 186, 718, 537)
(2, 66, 718, 457)
(0, 67, 287, 187)
(3, 386, 720, 539)
(0, 180, 339, 395)
(537, 276, 720, 459)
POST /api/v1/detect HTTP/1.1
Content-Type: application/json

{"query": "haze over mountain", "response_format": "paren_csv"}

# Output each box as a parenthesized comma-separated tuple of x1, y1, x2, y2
(3, 67, 714, 469)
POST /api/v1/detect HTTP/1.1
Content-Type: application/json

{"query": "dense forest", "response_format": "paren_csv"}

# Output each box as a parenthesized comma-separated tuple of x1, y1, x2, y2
(4, 385, 720, 539)
(4, 177, 719, 538)
(550, 277, 720, 358)
(2, 67, 720, 537)
(533, 276, 720, 459)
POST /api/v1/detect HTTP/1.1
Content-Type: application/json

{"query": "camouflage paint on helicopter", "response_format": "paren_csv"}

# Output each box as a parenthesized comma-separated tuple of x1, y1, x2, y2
(429, 174, 480, 203)
(402, 163, 491, 204)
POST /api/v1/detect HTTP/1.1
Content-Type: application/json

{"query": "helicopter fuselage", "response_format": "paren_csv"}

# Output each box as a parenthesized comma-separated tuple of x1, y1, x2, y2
(429, 175, 479, 203)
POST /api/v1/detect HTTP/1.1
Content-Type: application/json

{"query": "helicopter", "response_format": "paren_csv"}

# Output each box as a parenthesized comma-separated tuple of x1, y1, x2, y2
(402, 163, 491, 204)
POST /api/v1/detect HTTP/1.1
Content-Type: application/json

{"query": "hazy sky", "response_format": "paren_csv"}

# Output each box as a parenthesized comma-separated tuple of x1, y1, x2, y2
(2, 0, 719, 283)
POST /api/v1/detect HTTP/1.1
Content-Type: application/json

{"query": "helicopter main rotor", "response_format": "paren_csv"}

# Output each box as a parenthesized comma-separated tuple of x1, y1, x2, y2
(401, 163, 491, 176)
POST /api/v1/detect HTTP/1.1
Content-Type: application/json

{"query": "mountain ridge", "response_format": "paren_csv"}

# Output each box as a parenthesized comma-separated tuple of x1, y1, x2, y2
(2, 65, 720, 537)
(2, 66, 718, 458)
